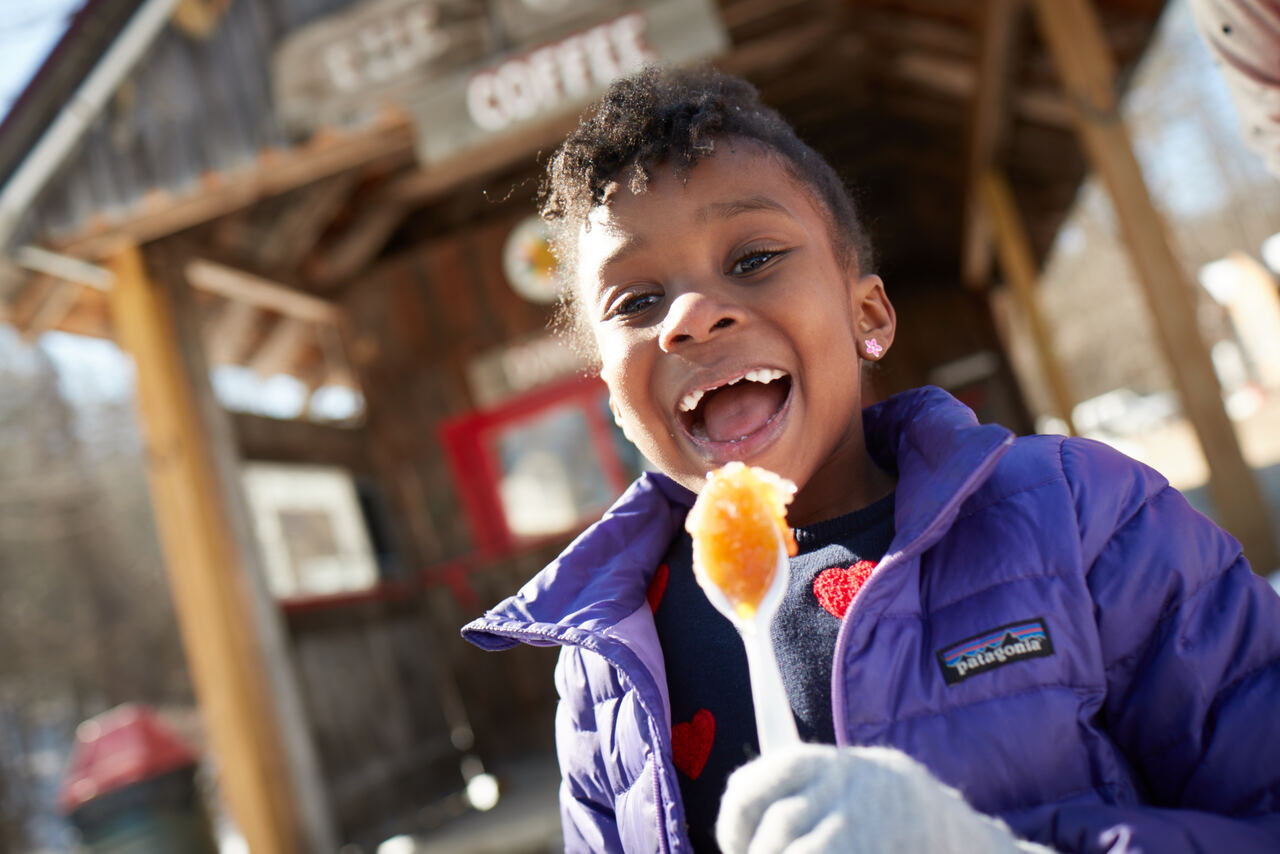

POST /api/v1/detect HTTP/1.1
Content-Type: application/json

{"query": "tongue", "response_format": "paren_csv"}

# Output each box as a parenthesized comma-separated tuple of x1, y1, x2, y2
(701, 380, 787, 442)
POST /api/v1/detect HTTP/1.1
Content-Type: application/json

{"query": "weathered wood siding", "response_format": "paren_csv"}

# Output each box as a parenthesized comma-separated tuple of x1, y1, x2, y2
(341, 211, 565, 755)
(283, 595, 477, 848)
(233, 213, 568, 843)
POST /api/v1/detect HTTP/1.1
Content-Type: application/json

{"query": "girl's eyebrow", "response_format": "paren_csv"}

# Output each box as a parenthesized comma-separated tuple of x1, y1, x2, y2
(600, 195, 788, 273)
(697, 194, 790, 222)
(597, 234, 650, 272)
(590, 235, 650, 305)
(590, 195, 792, 301)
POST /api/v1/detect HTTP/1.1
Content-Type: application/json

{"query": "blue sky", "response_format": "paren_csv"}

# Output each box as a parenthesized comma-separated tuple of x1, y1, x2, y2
(0, 0, 86, 121)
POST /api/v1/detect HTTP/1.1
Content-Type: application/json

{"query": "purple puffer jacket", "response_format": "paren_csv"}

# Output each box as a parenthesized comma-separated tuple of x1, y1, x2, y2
(462, 386, 1280, 853)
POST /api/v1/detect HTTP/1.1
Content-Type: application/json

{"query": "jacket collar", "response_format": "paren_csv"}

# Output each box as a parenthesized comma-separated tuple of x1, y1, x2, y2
(463, 472, 693, 651)
(829, 387, 1014, 707)
(462, 386, 1013, 648)
(865, 385, 1014, 557)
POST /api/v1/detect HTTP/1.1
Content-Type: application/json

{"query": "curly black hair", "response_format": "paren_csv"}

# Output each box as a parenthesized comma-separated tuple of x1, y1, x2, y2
(537, 65, 874, 357)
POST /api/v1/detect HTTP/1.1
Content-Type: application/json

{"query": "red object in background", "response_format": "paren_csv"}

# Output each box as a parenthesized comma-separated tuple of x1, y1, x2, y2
(440, 374, 632, 557)
(59, 704, 198, 814)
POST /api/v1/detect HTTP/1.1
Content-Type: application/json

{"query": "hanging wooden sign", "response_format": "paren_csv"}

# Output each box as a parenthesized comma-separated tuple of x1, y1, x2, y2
(409, 0, 728, 164)
(272, 0, 725, 143)
(273, 0, 493, 134)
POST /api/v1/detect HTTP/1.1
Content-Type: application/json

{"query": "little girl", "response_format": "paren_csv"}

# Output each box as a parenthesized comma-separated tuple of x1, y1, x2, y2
(463, 66, 1280, 853)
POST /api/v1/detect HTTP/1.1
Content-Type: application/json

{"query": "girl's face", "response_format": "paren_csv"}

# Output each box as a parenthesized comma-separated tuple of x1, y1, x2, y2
(575, 144, 896, 525)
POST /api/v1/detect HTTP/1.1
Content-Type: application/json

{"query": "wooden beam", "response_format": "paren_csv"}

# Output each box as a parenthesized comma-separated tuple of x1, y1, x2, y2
(54, 290, 114, 339)
(864, 11, 973, 57)
(864, 0, 972, 25)
(320, 324, 354, 386)
(105, 243, 304, 854)
(158, 244, 339, 852)
(308, 113, 582, 289)
(233, 411, 371, 472)
(55, 117, 416, 262)
(21, 280, 81, 340)
(388, 112, 581, 205)
(981, 170, 1078, 434)
(185, 258, 339, 324)
(6, 243, 121, 338)
(719, 0, 818, 30)
(963, 0, 1021, 289)
(317, 322, 358, 388)
(720, 19, 836, 78)
(1033, 0, 1280, 571)
(291, 345, 330, 392)
(13, 245, 114, 290)
(0, 256, 25, 308)
(256, 174, 359, 274)
(9, 275, 61, 334)
(204, 299, 263, 366)
(248, 316, 314, 379)
(889, 51, 1073, 127)
(307, 199, 409, 290)
(1, 270, 113, 339)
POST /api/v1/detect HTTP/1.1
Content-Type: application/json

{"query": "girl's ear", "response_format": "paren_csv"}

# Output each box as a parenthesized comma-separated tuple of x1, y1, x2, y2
(851, 274, 896, 361)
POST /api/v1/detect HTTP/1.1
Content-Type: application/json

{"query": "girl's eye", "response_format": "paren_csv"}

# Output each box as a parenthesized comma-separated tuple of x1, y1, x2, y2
(609, 292, 660, 319)
(730, 249, 783, 276)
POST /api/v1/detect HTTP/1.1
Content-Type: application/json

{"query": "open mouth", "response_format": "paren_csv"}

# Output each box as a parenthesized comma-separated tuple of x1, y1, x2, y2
(677, 368, 793, 443)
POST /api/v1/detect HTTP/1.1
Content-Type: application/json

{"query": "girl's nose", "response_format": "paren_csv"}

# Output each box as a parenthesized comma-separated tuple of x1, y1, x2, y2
(658, 290, 742, 352)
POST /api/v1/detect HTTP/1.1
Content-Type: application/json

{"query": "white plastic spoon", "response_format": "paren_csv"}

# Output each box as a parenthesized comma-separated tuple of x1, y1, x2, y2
(686, 463, 802, 755)
(695, 537, 800, 754)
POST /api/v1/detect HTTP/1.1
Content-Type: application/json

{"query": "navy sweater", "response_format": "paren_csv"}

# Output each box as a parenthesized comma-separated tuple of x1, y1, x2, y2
(653, 494, 895, 852)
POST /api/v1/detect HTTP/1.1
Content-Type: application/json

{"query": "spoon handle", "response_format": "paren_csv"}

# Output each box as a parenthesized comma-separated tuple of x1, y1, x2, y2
(740, 627, 801, 754)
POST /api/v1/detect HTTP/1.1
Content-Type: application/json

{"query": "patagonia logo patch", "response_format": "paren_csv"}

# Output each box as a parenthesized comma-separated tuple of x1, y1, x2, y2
(937, 618, 1054, 685)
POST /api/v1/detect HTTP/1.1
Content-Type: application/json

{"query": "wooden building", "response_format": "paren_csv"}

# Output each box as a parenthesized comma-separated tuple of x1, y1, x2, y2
(1, 0, 1274, 851)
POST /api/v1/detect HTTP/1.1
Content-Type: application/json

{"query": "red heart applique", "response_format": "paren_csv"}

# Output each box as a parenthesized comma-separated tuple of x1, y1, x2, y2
(647, 563, 669, 612)
(671, 709, 715, 780)
(813, 560, 877, 618)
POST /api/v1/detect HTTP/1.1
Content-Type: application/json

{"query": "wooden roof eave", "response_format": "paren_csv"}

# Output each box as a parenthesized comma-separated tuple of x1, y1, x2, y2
(49, 111, 417, 264)
(6, 0, 1167, 359)
(7, 5, 855, 325)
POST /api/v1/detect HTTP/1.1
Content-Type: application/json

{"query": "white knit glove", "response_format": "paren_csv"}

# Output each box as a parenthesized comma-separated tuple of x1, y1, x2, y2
(716, 744, 1057, 854)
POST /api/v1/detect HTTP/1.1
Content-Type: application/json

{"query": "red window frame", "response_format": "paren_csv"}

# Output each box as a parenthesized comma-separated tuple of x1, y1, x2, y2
(438, 374, 632, 558)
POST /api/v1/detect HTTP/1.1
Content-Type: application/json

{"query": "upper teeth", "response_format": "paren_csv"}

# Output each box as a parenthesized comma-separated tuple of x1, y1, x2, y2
(679, 368, 787, 412)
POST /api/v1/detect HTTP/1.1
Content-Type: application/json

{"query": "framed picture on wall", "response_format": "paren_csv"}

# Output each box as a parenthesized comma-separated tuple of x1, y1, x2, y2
(440, 374, 647, 557)
(241, 462, 380, 599)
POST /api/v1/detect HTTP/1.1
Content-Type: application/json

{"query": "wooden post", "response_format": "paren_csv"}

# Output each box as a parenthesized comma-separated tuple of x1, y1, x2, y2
(106, 243, 303, 854)
(1032, 0, 1279, 572)
(981, 170, 1079, 435)
(963, 0, 1021, 289)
